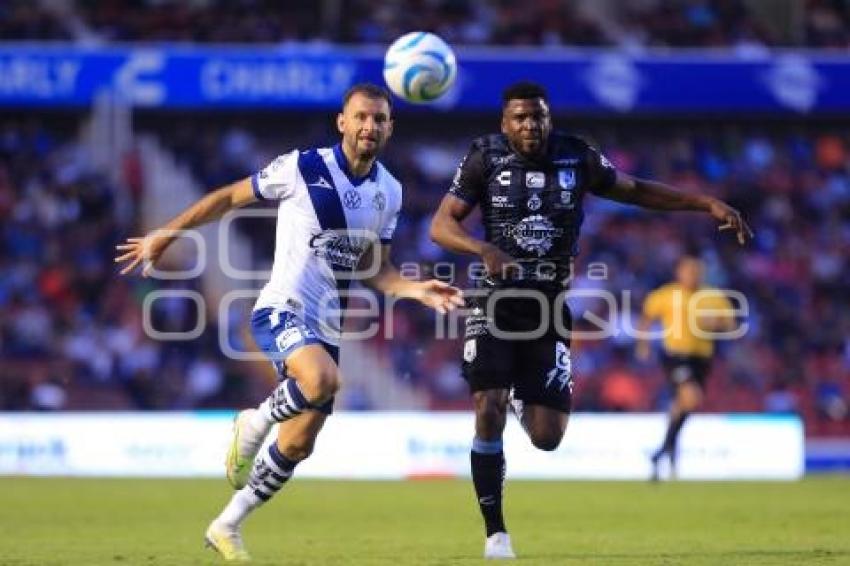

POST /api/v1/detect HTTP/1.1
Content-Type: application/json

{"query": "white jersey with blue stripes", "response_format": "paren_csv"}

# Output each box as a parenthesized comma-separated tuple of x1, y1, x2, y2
(251, 144, 402, 346)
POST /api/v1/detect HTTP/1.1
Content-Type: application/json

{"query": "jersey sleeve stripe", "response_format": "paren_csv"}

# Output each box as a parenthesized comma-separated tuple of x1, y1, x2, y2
(251, 173, 267, 201)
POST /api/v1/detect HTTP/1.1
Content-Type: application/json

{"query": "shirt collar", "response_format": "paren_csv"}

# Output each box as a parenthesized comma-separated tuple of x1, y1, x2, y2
(333, 144, 378, 186)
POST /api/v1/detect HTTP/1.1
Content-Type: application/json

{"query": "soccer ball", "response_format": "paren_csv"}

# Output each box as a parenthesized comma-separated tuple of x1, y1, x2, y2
(383, 32, 457, 104)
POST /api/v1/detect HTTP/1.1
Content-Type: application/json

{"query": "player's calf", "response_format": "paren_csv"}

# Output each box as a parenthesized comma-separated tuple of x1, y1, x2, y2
(226, 377, 319, 488)
(473, 390, 509, 438)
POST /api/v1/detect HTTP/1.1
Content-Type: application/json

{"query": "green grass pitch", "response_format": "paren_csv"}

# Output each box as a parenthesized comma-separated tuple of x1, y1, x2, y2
(1, 477, 848, 565)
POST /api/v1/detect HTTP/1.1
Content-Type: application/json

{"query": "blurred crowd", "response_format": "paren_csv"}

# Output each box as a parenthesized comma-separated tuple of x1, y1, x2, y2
(1, 112, 848, 437)
(1, 0, 849, 48)
(0, 118, 263, 413)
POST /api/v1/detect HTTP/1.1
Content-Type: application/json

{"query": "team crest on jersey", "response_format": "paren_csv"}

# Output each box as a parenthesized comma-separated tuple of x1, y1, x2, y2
(343, 189, 362, 209)
(527, 193, 542, 211)
(526, 171, 545, 189)
(502, 215, 564, 257)
(372, 191, 387, 211)
(558, 168, 576, 190)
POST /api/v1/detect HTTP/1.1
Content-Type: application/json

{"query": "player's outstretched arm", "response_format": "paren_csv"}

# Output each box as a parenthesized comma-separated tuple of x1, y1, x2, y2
(593, 173, 754, 245)
(359, 243, 464, 314)
(114, 177, 257, 276)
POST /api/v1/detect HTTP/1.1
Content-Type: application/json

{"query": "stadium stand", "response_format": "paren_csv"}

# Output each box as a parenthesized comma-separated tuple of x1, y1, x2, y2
(3, 0, 850, 47)
(1, 111, 847, 436)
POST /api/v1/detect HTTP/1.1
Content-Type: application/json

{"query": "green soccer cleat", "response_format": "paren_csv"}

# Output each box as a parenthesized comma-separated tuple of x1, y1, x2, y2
(205, 520, 251, 562)
(226, 409, 267, 489)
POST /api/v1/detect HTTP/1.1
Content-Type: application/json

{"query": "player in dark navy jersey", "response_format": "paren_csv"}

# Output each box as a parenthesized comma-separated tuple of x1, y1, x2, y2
(430, 81, 752, 559)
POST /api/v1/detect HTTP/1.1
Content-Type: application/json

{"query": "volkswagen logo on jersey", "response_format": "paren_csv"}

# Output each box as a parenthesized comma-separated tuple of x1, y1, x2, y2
(527, 193, 542, 211)
(502, 215, 564, 256)
(372, 191, 387, 211)
(309, 230, 364, 269)
(343, 189, 362, 209)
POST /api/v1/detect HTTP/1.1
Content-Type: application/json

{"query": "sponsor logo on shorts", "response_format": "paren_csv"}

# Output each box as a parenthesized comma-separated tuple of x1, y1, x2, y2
(276, 327, 304, 352)
(463, 339, 477, 362)
(545, 341, 573, 392)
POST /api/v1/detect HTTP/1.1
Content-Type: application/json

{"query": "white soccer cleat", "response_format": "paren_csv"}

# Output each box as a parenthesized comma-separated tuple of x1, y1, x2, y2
(205, 520, 251, 562)
(484, 532, 516, 559)
(226, 409, 269, 489)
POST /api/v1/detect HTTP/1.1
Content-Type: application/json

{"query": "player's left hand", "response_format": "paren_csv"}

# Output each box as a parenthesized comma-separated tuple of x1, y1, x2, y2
(708, 199, 753, 245)
(414, 279, 464, 314)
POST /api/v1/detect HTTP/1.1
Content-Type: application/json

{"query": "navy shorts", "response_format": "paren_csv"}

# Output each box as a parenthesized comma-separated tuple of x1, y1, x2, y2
(251, 307, 338, 414)
(461, 294, 574, 413)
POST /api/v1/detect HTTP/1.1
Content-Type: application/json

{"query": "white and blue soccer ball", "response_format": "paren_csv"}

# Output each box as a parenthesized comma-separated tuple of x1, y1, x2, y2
(383, 31, 457, 104)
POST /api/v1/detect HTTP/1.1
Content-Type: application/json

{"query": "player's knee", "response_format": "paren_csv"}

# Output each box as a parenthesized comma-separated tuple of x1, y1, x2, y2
(476, 397, 507, 423)
(531, 432, 563, 452)
(299, 366, 341, 401)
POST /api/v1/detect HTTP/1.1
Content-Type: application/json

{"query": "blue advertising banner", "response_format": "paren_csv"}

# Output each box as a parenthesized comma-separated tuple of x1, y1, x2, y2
(0, 44, 847, 113)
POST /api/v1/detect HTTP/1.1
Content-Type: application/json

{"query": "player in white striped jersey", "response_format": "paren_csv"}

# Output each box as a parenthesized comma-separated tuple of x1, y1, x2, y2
(115, 83, 463, 561)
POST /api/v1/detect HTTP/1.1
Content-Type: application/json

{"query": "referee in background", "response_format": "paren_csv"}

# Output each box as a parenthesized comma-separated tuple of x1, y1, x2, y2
(637, 255, 736, 481)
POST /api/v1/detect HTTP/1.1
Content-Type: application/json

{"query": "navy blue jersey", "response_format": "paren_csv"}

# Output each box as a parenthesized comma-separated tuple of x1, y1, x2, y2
(449, 131, 617, 291)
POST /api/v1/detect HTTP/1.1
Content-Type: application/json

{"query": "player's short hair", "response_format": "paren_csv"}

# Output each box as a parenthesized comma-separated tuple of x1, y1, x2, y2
(342, 83, 393, 112)
(502, 81, 549, 107)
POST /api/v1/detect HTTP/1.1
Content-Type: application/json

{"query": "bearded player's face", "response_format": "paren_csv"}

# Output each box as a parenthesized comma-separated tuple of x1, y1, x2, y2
(337, 93, 393, 160)
(501, 98, 552, 158)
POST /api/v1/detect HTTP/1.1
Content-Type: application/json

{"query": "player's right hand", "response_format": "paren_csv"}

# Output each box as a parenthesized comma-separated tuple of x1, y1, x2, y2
(480, 243, 520, 280)
(114, 231, 173, 277)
